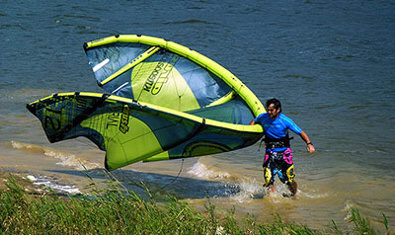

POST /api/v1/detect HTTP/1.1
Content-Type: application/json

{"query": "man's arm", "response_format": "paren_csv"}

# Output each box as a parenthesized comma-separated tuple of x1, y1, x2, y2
(299, 131, 315, 154)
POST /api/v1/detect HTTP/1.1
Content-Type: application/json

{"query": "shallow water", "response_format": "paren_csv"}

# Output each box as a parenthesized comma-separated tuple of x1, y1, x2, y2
(1, 0, 394, 233)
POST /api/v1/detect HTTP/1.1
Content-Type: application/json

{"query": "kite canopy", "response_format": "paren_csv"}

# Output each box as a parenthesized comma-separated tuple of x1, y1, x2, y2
(27, 35, 265, 171)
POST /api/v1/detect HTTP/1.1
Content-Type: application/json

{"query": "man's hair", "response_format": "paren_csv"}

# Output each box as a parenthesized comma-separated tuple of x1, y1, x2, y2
(266, 98, 282, 112)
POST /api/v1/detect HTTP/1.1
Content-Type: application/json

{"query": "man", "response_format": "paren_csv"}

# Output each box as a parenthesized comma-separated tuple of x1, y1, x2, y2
(250, 98, 315, 196)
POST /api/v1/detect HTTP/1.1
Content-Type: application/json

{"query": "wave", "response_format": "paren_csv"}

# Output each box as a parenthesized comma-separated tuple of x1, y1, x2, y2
(187, 161, 231, 180)
(164, 19, 218, 25)
(11, 141, 101, 171)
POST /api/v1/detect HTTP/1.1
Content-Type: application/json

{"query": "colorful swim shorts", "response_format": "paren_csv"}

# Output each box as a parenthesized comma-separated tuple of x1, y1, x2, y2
(262, 148, 295, 186)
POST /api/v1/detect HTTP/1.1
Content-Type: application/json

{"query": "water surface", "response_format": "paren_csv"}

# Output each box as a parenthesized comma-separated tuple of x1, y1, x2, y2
(1, 1, 394, 232)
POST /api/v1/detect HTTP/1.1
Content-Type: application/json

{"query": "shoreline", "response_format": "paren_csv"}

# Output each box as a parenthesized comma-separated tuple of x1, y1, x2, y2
(0, 168, 391, 234)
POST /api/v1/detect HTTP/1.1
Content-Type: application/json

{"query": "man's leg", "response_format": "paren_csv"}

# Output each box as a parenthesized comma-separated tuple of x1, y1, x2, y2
(284, 164, 297, 196)
(263, 152, 275, 192)
(263, 166, 274, 190)
(288, 181, 298, 196)
(282, 148, 297, 196)
(268, 184, 276, 193)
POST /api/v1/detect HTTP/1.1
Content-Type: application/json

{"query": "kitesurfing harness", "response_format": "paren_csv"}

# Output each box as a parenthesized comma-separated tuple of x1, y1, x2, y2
(262, 133, 294, 149)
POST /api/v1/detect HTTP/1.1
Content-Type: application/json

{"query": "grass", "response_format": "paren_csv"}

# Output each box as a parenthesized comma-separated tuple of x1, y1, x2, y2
(0, 174, 391, 234)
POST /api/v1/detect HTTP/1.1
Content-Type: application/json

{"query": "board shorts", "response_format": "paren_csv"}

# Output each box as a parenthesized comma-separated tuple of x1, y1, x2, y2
(262, 148, 295, 186)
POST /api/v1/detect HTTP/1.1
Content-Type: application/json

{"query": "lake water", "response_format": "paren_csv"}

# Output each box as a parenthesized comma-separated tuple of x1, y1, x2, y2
(1, 0, 394, 233)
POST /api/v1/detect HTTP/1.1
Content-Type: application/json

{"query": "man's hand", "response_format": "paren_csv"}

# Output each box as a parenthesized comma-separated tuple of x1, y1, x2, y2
(307, 143, 315, 154)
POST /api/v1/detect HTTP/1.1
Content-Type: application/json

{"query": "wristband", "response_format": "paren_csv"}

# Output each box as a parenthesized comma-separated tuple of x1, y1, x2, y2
(307, 142, 313, 145)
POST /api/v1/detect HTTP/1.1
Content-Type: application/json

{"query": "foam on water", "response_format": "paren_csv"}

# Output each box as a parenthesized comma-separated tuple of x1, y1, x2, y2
(44, 149, 100, 171)
(11, 141, 33, 150)
(188, 160, 264, 202)
(298, 190, 329, 199)
(24, 174, 81, 194)
(342, 200, 363, 222)
(11, 141, 101, 171)
(187, 161, 230, 180)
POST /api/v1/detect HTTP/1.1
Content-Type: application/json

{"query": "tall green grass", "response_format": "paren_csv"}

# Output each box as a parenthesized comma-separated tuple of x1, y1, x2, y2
(0, 175, 391, 234)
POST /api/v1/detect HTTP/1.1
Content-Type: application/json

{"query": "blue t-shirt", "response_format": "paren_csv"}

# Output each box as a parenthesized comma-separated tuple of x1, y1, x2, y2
(254, 113, 302, 151)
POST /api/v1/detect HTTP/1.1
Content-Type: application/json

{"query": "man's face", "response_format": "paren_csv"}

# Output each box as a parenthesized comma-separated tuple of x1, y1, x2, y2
(267, 104, 280, 119)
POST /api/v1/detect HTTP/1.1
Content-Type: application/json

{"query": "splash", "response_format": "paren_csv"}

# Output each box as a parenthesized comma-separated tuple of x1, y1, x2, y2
(228, 178, 263, 203)
(188, 161, 264, 202)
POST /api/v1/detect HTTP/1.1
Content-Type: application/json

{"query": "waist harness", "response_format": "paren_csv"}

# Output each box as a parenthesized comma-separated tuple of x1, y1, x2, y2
(264, 134, 293, 149)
